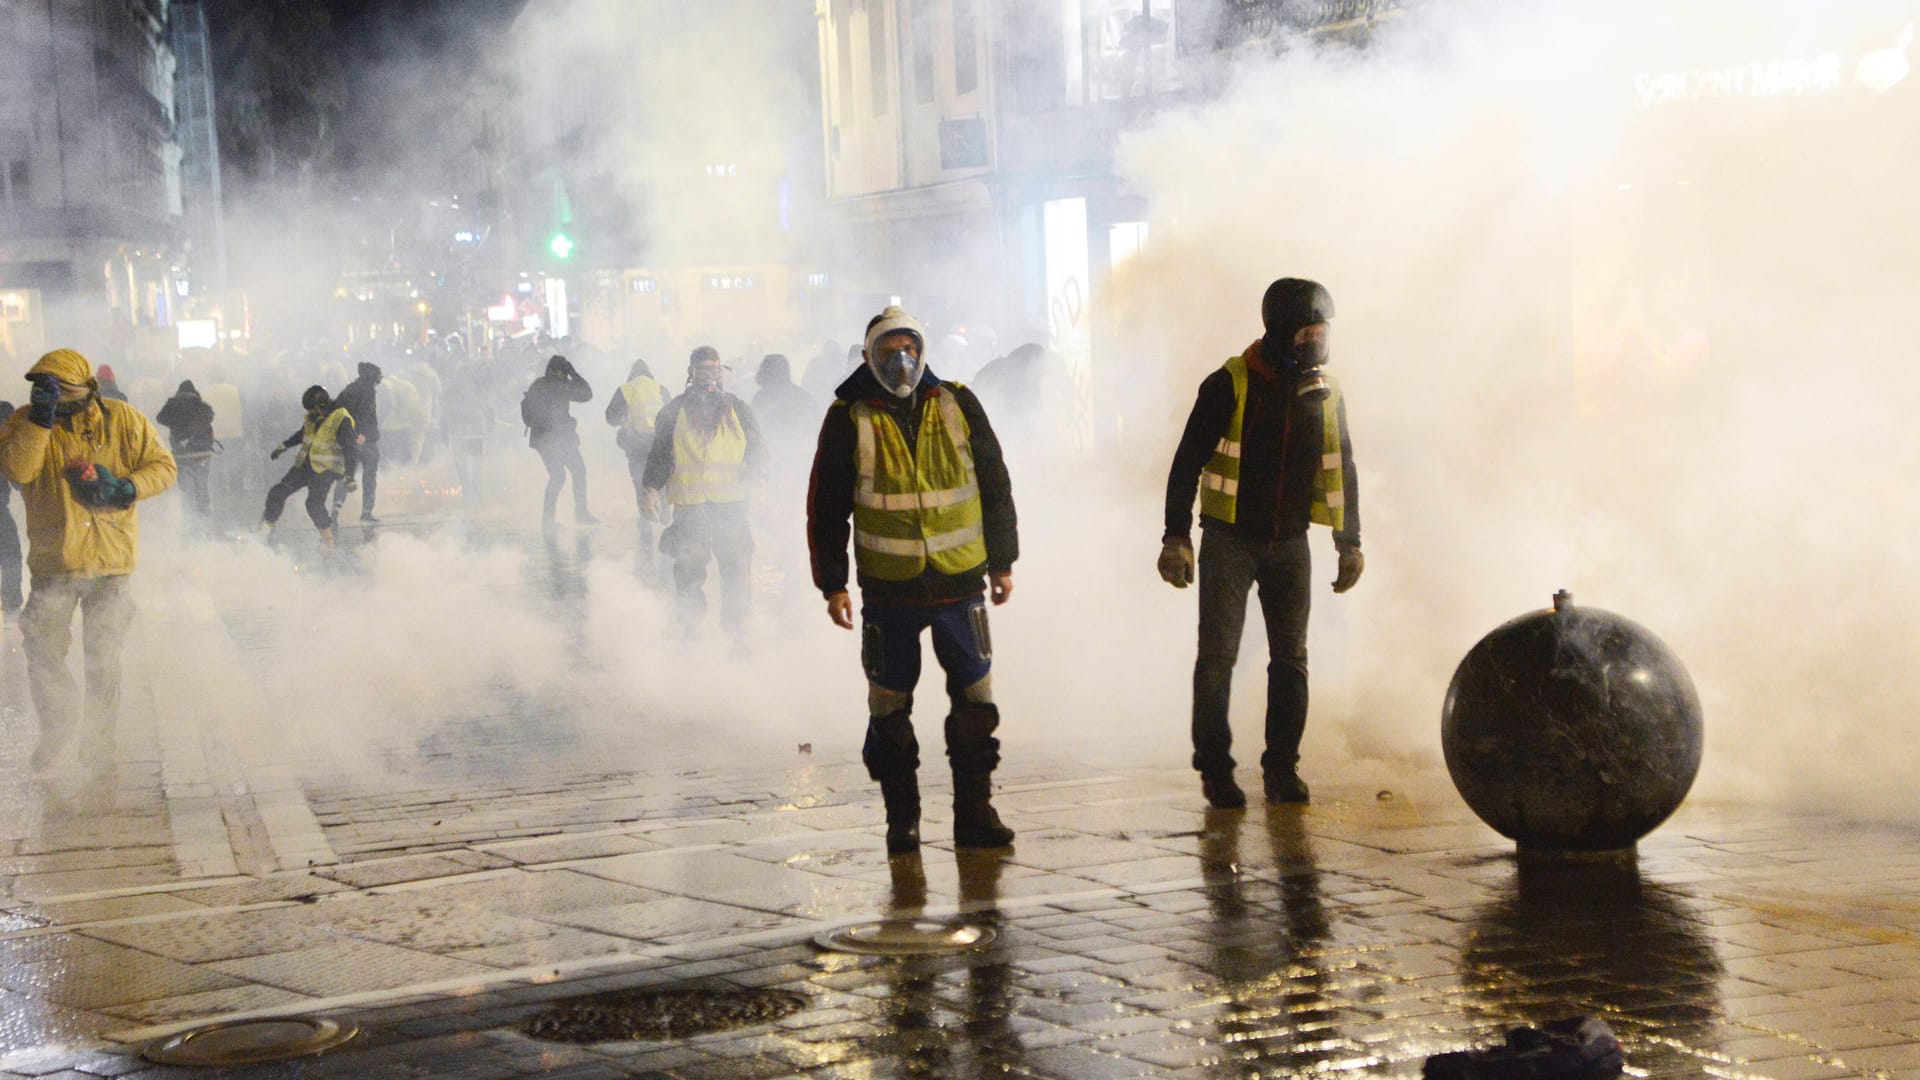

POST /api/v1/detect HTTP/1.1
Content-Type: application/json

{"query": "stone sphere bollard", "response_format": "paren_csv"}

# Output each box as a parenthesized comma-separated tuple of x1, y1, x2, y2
(1442, 591, 1704, 856)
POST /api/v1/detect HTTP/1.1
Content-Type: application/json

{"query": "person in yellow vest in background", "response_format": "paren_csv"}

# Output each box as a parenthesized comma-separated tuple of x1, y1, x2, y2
(806, 306, 1020, 856)
(1160, 278, 1363, 810)
(0, 348, 177, 774)
(605, 357, 665, 556)
(642, 347, 763, 643)
(259, 385, 358, 551)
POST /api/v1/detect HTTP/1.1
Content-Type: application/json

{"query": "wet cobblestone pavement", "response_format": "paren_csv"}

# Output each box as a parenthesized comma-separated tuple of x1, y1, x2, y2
(4, 530, 1920, 1077)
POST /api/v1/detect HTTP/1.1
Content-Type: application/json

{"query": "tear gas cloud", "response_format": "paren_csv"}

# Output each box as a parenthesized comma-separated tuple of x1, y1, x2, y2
(125, 0, 1920, 825)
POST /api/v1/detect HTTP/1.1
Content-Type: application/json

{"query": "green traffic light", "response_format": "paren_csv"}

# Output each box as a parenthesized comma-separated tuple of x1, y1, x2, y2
(549, 232, 575, 259)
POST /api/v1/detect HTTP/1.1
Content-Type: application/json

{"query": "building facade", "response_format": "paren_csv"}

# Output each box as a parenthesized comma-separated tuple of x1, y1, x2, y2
(815, 0, 1407, 443)
(0, 0, 192, 367)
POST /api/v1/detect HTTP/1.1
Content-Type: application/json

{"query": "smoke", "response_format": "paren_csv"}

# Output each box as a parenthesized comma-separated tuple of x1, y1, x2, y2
(1095, 0, 1920, 820)
(80, 0, 1920, 839)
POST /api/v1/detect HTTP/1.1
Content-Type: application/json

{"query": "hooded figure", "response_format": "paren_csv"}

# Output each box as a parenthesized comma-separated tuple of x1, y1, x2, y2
(750, 353, 818, 456)
(330, 361, 383, 523)
(156, 380, 218, 530)
(605, 357, 666, 538)
(0, 348, 177, 772)
(94, 363, 129, 402)
(522, 354, 595, 527)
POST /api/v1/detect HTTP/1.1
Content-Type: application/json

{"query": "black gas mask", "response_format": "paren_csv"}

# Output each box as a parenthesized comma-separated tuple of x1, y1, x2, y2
(1290, 335, 1330, 401)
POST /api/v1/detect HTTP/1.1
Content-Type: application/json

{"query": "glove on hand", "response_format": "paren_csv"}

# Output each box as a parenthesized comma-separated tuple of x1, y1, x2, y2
(1157, 538, 1195, 588)
(26, 375, 59, 428)
(1333, 548, 1365, 593)
(68, 463, 136, 508)
(270, 445, 287, 460)
(343, 477, 359, 493)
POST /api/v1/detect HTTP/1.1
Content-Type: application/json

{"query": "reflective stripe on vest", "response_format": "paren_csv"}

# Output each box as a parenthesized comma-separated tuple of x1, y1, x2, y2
(668, 401, 748, 505)
(1197, 353, 1346, 532)
(849, 390, 989, 581)
(303, 408, 354, 475)
(619, 377, 664, 436)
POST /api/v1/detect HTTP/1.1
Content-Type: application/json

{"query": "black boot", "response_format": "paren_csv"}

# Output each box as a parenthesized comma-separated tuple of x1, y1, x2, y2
(864, 709, 921, 856)
(879, 772, 921, 855)
(947, 704, 1015, 849)
(1203, 772, 1247, 809)
(1264, 771, 1310, 804)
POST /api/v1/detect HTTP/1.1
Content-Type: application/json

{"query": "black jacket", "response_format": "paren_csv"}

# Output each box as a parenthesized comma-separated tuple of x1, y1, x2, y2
(335, 373, 381, 441)
(155, 391, 217, 454)
(642, 392, 765, 492)
(1164, 340, 1361, 551)
(524, 370, 592, 443)
(808, 366, 1018, 605)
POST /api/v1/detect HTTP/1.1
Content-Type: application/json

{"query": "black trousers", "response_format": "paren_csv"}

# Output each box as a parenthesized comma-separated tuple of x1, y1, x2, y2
(176, 453, 213, 523)
(662, 501, 752, 634)
(332, 439, 379, 517)
(535, 434, 588, 521)
(1191, 530, 1312, 778)
(263, 465, 338, 529)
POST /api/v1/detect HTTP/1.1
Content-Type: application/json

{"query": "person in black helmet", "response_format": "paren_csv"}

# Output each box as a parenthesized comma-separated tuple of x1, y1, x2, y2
(259, 385, 358, 550)
(1159, 277, 1363, 809)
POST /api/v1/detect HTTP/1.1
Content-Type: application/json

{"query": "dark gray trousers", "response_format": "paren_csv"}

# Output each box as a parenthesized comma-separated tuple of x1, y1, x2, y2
(1191, 529, 1312, 778)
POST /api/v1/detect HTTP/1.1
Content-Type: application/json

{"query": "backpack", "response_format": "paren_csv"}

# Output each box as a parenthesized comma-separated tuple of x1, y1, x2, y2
(520, 386, 542, 433)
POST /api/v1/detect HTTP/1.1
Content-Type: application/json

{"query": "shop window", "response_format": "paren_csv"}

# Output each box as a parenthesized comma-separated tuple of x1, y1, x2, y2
(1085, 0, 1179, 101)
(954, 0, 978, 95)
(1007, 3, 1065, 111)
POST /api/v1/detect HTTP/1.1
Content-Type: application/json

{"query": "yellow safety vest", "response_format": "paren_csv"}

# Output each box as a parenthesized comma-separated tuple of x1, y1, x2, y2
(1198, 354, 1346, 532)
(668, 400, 747, 505)
(301, 408, 355, 475)
(619, 377, 664, 437)
(849, 389, 988, 581)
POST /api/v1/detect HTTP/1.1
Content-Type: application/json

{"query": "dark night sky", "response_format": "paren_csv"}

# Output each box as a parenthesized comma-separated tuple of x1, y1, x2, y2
(323, 0, 531, 177)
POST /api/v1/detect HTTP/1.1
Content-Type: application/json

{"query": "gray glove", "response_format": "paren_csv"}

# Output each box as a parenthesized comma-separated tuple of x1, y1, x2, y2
(1333, 548, 1364, 593)
(1157, 538, 1194, 588)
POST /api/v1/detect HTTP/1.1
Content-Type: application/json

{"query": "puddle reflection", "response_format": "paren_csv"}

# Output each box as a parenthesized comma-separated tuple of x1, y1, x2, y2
(861, 851, 1020, 1076)
(1197, 806, 1346, 1074)
(1458, 857, 1724, 1067)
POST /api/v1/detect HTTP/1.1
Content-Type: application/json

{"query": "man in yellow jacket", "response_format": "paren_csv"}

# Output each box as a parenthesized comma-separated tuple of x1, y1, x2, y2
(0, 349, 177, 772)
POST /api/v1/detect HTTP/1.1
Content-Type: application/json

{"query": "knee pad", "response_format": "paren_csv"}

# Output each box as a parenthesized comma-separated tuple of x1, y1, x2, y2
(958, 673, 993, 705)
(868, 682, 911, 717)
(862, 708, 919, 779)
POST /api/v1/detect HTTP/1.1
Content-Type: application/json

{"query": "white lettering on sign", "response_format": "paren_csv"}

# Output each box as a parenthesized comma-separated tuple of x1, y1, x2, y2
(1635, 54, 1843, 108)
(1635, 24, 1914, 108)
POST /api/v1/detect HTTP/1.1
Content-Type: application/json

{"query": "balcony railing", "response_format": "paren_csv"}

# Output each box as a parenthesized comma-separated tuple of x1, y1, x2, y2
(1194, 0, 1409, 51)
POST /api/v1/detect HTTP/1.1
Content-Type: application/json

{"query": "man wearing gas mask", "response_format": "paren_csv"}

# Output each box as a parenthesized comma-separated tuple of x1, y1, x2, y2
(642, 347, 764, 643)
(0, 349, 177, 774)
(1159, 278, 1363, 809)
(807, 306, 1021, 855)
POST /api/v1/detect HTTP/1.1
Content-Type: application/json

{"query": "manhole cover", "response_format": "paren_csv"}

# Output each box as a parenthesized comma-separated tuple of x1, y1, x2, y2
(142, 1017, 358, 1066)
(814, 918, 997, 955)
(519, 988, 808, 1043)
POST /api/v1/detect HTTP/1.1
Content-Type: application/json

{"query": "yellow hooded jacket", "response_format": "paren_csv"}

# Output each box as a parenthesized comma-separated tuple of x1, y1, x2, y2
(0, 349, 178, 577)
